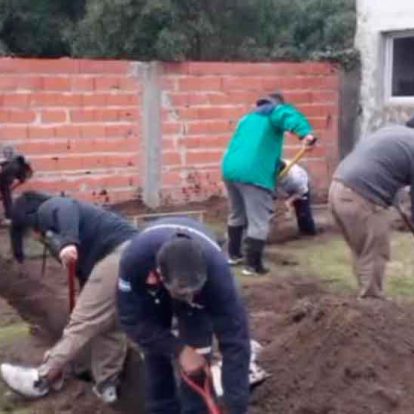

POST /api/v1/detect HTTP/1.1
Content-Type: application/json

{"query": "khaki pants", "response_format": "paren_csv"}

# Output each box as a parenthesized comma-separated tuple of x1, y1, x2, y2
(39, 241, 129, 386)
(328, 181, 390, 298)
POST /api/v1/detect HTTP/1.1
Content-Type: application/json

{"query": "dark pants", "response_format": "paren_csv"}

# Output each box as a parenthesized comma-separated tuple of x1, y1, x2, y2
(144, 301, 213, 414)
(293, 191, 316, 235)
(0, 174, 13, 219)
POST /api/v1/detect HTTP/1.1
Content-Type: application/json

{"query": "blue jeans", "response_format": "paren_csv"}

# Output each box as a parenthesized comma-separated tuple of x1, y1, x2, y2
(144, 301, 213, 414)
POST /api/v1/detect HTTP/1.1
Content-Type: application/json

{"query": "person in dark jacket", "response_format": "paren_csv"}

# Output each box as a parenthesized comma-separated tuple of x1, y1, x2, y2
(1, 191, 138, 403)
(0, 146, 33, 222)
(221, 92, 316, 276)
(329, 117, 414, 299)
(117, 217, 250, 414)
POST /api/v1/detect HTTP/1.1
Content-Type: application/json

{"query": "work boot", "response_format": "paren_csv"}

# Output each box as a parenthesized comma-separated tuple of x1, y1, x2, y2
(227, 225, 244, 265)
(242, 238, 269, 276)
(1, 364, 49, 398)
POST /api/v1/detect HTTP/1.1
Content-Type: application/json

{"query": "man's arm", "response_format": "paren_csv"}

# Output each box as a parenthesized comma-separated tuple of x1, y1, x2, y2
(41, 198, 81, 250)
(270, 104, 314, 138)
(207, 255, 250, 414)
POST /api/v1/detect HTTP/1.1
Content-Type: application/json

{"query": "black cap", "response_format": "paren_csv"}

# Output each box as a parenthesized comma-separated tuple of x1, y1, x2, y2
(157, 234, 207, 295)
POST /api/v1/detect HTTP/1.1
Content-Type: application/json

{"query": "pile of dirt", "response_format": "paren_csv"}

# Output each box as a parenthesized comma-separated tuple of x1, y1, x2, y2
(245, 278, 414, 414)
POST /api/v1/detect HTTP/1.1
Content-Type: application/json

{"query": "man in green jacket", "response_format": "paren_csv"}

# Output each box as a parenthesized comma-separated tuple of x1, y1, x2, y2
(221, 93, 316, 275)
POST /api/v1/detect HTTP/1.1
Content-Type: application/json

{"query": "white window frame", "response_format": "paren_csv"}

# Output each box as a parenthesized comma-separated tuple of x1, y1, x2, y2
(384, 30, 414, 105)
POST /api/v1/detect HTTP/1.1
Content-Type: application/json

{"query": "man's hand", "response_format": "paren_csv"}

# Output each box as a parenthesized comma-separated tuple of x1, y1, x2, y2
(302, 134, 317, 151)
(59, 245, 78, 267)
(179, 346, 206, 376)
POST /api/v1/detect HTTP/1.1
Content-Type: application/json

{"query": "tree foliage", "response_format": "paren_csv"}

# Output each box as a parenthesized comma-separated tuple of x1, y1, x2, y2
(0, 0, 357, 66)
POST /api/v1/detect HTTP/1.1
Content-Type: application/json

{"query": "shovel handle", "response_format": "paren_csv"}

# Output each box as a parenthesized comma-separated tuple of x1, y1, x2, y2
(181, 366, 222, 414)
(67, 260, 77, 313)
(278, 147, 307, 179)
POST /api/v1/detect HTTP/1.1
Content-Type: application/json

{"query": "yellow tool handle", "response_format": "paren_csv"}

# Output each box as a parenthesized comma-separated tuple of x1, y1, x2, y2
(278, 146, 307, 179)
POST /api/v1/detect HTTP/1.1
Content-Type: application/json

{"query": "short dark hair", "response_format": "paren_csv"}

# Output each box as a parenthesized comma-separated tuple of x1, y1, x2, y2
(9, 191, 51, 262)
(256, 91, 285, 107)
(156, 234, 207, 293)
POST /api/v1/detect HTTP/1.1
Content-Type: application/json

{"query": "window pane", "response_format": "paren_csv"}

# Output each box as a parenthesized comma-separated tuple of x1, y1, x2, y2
(392, 36, 414, 97)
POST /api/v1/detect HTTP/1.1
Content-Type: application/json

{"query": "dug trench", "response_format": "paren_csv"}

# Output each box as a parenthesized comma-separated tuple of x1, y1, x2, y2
(2, 234, 414, 413)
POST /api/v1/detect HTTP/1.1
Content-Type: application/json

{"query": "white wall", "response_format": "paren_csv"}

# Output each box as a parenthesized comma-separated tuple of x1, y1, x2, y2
(356, 0, 414, 136)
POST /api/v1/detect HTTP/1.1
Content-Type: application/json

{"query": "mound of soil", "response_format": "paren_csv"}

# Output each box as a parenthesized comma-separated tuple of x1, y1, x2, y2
(245, 278, 414, 414)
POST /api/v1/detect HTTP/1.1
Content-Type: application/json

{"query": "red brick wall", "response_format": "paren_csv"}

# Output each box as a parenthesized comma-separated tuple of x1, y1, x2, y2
(0, 58, 339, 206)
(161, 62, 339, 204)
(0, 58, 142, 204)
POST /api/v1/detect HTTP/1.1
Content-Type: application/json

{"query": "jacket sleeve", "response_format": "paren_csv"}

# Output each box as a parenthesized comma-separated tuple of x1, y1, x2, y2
(41, 198, 81, 251)
(270, 104, 313, 138)
(207, 255, 250, 414)
(117, 242, 185, 357)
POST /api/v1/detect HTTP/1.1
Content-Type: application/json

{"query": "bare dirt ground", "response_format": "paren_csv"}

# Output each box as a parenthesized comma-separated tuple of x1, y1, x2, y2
(0, 198, 413, 413)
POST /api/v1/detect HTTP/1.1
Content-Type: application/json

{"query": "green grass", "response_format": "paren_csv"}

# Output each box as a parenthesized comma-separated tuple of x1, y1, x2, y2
(263, 232, 414, 298)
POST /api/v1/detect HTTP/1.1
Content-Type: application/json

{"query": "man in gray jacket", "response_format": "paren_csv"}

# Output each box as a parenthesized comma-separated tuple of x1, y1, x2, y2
(329, 118, 414, 299)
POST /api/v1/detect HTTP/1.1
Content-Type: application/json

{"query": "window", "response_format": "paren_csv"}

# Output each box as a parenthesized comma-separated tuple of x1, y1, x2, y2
(384, 32, 414, 103)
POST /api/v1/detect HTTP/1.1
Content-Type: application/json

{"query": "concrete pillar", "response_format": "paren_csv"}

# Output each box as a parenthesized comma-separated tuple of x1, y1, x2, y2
(136, 61, 162, 208)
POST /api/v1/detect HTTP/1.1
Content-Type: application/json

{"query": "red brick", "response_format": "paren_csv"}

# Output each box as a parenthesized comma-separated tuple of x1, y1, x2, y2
(28, 126, 56, 139)
(16, 141, 70, 154)
(310, 90, 338, 104)
(72, 77, 94, 91)
(222, 76, 263, 91)
(163, 151, 182, 166)
(0, 75, 43, 91)
(105, 124, 140, 139)
(106, 94, 139, 106)
(2, 94, 30, 107)
(0, 58, 79, 74)
(78, 60, 129, 74)
(167, 92, 209, 107)
(161, 77, 178, 92)
(71, 109, 118, 123)
(0, 126, 28, 140)
(163, 122, 182, 135)
(54, 125, 81, 139)
(162, 171, 182, 187)
(185, 150, 223, 165)
(184, 135, 229, 149)
(305, 76, 340, 90)
(8, 110, 36, 123)
(118, 109, 139, 122)
(296, 104, 338, 118)
(79, 125, 106, 138)
(42, 77, 71, 91)
(41, 110, 68, 123)
(186, 120, 232, 135)
(179, 106, 245, 121)
(178, 77, 222, 91)
(30, 93, 83, 107)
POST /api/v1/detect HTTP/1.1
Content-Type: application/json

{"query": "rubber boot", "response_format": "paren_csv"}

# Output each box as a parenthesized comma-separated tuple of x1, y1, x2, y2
(242, 238, 269, 276)
(227, 225, 244, 265)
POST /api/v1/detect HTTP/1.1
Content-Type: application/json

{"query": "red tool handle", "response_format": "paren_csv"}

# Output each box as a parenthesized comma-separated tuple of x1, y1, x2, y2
(67, 260, 77, 313)
(181, 366, 222, 414)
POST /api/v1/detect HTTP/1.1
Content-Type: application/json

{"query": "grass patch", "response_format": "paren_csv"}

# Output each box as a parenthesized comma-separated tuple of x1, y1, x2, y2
(264, 232, 414, 298)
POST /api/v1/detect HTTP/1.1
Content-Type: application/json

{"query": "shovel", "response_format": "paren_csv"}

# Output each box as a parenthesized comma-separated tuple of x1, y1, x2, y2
(181, 366, 222, 414)
(67, 260, 77, 313)
(279, 136, 318, 179)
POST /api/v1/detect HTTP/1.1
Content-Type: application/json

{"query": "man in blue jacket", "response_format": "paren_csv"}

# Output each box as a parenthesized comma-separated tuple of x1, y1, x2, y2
(117, 217, 250, 414)
(1, 191, 138, 403)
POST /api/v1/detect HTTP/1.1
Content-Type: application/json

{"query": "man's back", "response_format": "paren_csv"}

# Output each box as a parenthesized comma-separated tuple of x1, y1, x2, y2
(334, 125, 414, 207)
